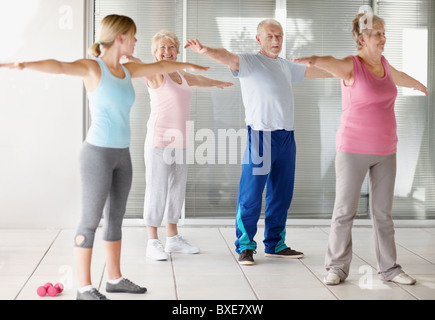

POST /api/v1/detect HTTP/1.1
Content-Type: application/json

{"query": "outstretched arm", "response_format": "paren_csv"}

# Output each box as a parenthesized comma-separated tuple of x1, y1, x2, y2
(181, 71, 233, 88)
(0, 59, 93, 77)
(292, 56, 354, 82)
(0, 59, 99, 90)
(303, 65, 334, 79)
(389, 64, 428, 96)
(124, 60, 209, 79)
(185, 39, 239, 71)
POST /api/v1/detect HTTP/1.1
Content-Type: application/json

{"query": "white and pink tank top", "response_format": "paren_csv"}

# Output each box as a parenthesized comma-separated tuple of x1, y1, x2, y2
(337, 55, 398, 155)
(145, 72, 193, 149)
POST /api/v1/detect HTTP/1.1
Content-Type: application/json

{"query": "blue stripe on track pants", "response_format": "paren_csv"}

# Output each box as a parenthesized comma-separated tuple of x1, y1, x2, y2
(235, 127, 296, 254)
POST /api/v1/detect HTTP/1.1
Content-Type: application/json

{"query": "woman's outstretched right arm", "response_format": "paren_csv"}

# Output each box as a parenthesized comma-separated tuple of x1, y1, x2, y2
(1, 59, 99, 90)
(292, 56, 354, 83)
(1, 59, 94, 77)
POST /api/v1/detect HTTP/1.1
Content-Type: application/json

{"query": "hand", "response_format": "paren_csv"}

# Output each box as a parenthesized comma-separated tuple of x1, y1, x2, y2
(215, 81, 234, 89)
(185, 39, 208, 55)
(0, 62, 24, 70)
(415, 84, 429, 97)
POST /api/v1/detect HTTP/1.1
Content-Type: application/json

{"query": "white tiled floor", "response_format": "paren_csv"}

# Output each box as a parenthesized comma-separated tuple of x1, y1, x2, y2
(1, 226, 434, 300)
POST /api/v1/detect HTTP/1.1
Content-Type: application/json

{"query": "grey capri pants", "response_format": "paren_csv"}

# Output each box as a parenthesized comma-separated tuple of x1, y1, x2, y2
(75, 142, 132, 249)
(143, 146, 187, 227)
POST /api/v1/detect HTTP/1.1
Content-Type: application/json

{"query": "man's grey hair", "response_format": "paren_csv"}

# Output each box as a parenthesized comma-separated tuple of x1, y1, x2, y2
(257, 19, 282, 36)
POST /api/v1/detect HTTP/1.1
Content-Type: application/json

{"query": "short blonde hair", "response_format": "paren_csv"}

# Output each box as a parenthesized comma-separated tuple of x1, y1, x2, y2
(352, 12, 385, 50)
(88, 14, 137, 57)
(151, 30, 180, 61)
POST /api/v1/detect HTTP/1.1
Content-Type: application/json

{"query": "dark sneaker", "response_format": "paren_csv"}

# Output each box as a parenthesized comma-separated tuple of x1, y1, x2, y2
(265, 247, 304, 259)
(106, 278, 147, 294)
(238, 249, 256, 265)
(76, 288, 109, 300)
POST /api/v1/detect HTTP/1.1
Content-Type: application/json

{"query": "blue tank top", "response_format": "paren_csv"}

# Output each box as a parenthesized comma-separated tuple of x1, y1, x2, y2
(86, 58, 135, 148)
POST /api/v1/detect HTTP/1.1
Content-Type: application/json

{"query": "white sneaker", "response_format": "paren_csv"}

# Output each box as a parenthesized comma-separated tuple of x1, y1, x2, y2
(165, 235, 200, 254)
(323, 272, 341, 285)
(146, 239, 169, 261)
(391, 273, 416, 285)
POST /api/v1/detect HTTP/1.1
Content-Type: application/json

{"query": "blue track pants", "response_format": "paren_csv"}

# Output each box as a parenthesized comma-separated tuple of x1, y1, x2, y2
(235, 127, 296, 254)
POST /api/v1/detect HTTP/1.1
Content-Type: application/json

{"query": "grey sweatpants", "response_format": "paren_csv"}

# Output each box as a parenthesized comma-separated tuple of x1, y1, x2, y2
(75, 142, 132, 249)
(143, 146, 187, 227)
(325, 151, 403, 281)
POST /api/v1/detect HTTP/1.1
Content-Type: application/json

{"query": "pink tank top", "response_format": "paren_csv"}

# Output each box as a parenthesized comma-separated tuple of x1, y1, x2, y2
(146, 72, 192, 149)
(337, 55, 398, 155)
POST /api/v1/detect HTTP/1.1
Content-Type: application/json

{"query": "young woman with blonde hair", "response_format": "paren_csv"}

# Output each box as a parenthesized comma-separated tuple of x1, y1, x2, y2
(1, 15, 208, 300)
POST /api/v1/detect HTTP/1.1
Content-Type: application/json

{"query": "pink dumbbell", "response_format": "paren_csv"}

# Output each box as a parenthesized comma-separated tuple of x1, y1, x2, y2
(37, 282, 64, 297)
(48, 283, 64, 296)
(37, 282, 53, 297)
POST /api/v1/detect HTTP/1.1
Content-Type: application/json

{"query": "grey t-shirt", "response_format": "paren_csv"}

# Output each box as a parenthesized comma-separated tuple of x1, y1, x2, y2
(231, 52, 306, 131)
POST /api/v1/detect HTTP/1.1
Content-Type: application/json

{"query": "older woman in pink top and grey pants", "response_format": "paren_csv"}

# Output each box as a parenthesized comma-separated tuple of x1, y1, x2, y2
(127, 30, 232, 261)
(294, 12, 428, 286)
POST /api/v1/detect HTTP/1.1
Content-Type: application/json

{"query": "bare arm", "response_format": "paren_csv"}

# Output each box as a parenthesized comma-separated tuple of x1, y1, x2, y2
(292, 56, 354, 82)
(124, 60, 209, 79)
(304, 65, 334, 79)
(0, 59, 93, 77)
(121, 55, 161, 87)
(185, 39, 239, 71)
(389, 64, 428, 96)
(180, 71, 233, 88)
(0, 59, 99, 90)
(122, 56, 214, 89)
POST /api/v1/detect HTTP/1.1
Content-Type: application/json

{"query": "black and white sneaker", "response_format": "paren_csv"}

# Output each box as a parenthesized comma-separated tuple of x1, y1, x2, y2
(238, 249, 256, 265)
(106, 278, 147, 294)
(76, 288, 109, 300)
(265, 247, 304, 259)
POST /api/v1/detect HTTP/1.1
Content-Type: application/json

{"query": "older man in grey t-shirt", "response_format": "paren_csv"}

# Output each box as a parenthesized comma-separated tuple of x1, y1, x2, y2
(186, 19, 330, 265)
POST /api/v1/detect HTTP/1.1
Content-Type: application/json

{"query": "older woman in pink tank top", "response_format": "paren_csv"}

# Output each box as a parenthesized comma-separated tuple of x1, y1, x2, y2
(294, 12, 427, 286)
(127, 30, 232, 261)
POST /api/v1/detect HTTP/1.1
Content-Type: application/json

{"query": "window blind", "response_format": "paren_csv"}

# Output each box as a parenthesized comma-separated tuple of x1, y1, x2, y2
(285, 0, 372, 218)
(184, 0, 276, 219)
(91, 0, 434, 221)
(94, 0, 183, 218)
(377, 0, 435, 219)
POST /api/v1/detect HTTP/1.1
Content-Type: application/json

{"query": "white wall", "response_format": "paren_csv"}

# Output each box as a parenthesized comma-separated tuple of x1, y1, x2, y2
(0, 0, 85, 228)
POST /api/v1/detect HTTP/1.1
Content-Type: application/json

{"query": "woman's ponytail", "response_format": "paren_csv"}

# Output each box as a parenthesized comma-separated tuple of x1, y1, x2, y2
(88, 42, 102, 58)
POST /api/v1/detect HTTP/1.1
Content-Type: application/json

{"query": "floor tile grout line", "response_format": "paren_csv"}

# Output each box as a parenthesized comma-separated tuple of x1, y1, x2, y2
(348, 225, 432, 298)
(301, 226, 341, 299)
(395, 282, 420, 300)
(392, 241, 430, 301)
(97, 263, 106, 293)
(6, 227, 433, 300)
(169, 253, 179, 300)
(305, 227, 421, 300)
(395, 241, 435, 266)
(348, 249, 421, 300)
(14, 229, 62, 300)
(297, 258, 340, 300)
(421, 228, 435, 236)
(218, 227, 260, 300)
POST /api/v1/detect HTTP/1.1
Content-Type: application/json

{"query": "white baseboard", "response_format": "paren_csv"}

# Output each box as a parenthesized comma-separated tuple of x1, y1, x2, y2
(122, 218, 435, 228)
